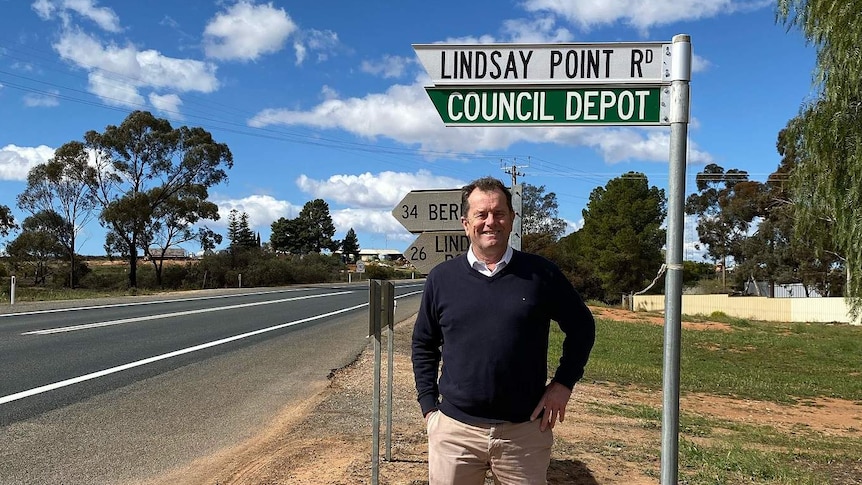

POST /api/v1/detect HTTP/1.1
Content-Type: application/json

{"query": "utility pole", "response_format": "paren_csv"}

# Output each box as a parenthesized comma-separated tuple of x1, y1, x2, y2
(501, 158, 527, 186)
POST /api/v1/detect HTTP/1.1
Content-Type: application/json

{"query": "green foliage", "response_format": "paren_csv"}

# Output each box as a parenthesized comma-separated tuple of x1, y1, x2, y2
(521, 184, 567, 240)
(363, 263, 397, 280)
(341, 227, 360, 261)
(297, 199, 339, 253)
(270, 216, 304, 254)
(270, 199, 339, 254)
(6, 211, 70, 285)
(180, 251, 345, 289)
(777, 0, 862, 314)
(685, 164, 759, 269)
(82, 110, 233, 288)
(559, 172, 666, 303)
(0, 204, 18, 237)
(227, 209, 257, 250)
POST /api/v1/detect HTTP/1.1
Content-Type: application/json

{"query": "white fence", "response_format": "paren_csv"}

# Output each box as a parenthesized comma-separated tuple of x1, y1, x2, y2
(632, 294, 861, 325)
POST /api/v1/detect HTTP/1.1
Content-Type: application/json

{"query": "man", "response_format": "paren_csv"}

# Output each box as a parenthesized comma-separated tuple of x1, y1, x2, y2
(412, 176, 596, 484)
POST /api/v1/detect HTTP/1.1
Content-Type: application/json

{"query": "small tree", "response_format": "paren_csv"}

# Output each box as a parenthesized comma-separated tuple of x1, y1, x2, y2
(522, 184, 567, 240)
(341, 227, 360, 262)
(7, 211, 69, 284)
(270, 216, 302, 254)
(296, 199, 339, 253)
(685, 164, 761, 289)
(227, 209, 257, 250)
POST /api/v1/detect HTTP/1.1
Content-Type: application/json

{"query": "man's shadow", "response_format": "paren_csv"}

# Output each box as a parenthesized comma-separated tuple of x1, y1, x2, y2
(548, 458, 599, 485)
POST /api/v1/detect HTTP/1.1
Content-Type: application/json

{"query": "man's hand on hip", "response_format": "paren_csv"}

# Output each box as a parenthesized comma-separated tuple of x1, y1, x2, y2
(530, 382, 572, 431)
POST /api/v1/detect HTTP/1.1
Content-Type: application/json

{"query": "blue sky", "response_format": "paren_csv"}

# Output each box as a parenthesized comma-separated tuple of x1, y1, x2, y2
(0, 0, 816, 259)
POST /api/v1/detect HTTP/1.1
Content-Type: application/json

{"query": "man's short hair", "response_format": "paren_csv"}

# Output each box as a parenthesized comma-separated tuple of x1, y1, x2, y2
(461, 177, 513, 217)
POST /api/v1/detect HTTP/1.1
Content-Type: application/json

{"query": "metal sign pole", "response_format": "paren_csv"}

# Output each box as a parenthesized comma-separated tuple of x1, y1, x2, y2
(382, 281, 395, 461)
(661, 34, 691, 485)
(369, 280, 382, 485)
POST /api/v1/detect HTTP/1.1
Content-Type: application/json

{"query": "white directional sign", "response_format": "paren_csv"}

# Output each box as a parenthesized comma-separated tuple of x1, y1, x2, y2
(405, 231, 469, 275)
(413, 42, 670, 86)
(392, 189, 463, 233)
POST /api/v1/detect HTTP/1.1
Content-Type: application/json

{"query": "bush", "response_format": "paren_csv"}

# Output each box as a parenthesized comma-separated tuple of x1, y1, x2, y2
(364, 263, 396, 280)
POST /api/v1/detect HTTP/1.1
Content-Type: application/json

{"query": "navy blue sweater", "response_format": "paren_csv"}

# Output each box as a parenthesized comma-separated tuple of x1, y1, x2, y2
(411, 250, 595, 424)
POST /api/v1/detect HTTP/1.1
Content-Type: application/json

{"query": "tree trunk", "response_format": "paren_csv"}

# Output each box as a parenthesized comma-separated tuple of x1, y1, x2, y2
(128, 246, 138, 289)
(69, 233, 76, 289)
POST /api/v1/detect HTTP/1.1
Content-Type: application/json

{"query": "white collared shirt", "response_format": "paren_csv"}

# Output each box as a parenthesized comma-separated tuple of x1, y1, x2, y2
(467, 245, 513, 277)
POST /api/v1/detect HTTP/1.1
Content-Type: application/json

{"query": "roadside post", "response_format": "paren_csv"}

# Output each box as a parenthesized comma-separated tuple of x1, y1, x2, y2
(369, 279, 395, 484)
(10, 275, 15, 305)
(382, 280, 395, 461)
(413, 35, 691, 484)
(369, 280, 381, 485)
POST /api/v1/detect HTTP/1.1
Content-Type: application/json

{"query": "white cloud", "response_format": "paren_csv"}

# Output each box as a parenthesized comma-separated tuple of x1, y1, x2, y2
(203, 1, 297, 61)
(361, 55, 414, 79)
(332, 207, 413, 241)
(564, 217, 584, 235)
(53, 30, 219, 107)
(522, 0, 770, 32)
(293, 42, 307, 65)
(296, 170, 466, 209)
(211, 194, 300, 231)
(87, 70, 145, 107)
(149, 93, 183, 117)
(23, 90, 60, 107)
(0, 144, 55, 181)
(500, 15, 574, 43)
(298, 29, 339, 64)
(32, 0, 121, 32)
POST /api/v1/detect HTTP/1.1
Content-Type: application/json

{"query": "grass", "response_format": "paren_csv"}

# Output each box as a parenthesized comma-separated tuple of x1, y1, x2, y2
(549, 314, 862, 484)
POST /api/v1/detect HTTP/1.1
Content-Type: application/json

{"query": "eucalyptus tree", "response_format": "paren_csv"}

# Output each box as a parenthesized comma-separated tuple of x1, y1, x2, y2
(685, 164, 761, 288)
(17, 141, 98, 287)
(778, 0, 862, 312)
(84, 111, 233, 288)
(6, 211, 69, 285)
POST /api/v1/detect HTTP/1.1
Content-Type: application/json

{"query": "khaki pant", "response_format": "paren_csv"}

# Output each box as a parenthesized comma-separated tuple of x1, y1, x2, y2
(426, 410, 553, 485)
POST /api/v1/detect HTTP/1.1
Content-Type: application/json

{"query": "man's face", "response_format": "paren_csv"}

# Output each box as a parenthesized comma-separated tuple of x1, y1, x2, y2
(461, 188, 514, 257)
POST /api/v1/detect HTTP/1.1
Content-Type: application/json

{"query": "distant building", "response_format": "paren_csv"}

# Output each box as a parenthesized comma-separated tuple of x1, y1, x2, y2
(358, 248, 404, 262)
(146, 247, 188, 260)
(743, 281, 824, 298)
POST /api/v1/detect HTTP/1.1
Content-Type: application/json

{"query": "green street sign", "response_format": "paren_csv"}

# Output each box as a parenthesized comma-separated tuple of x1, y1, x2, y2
(426, 86, 669, 126)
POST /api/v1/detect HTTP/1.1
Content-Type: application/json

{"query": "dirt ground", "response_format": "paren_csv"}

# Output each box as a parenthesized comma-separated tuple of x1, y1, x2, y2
(147, 307, 862, 485)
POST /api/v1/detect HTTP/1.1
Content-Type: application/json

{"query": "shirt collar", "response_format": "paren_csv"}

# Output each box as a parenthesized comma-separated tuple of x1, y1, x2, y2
(467, 245, 513, 275)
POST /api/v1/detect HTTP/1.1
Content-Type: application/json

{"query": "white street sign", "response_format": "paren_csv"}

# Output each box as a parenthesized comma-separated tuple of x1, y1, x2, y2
(414, 42, 670, 86)
(405, 231, 469, 275)
(392, 189, 463, 233)
(355, 261, 365, 273)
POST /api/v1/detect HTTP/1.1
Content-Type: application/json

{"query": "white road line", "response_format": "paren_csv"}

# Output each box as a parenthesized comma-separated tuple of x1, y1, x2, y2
(0, 302, 368, 405)
(0, 288, 317, 318)
(22, 291, 354, 335)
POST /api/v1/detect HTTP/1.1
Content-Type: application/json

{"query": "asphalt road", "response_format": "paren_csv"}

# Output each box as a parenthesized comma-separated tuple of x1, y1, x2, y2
(0, 281, 424, 485)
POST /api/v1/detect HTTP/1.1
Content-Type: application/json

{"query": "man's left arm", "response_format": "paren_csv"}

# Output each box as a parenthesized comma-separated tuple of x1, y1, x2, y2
(532, 268, 596, 431)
